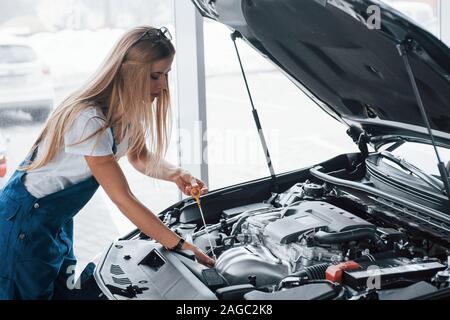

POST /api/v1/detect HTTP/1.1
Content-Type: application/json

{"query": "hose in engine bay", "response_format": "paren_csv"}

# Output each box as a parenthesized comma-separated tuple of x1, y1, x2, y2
(313, 228, 376, 244)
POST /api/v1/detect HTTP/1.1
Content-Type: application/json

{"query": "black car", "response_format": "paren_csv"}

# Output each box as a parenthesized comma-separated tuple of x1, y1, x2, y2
(79, 0, 450, 300)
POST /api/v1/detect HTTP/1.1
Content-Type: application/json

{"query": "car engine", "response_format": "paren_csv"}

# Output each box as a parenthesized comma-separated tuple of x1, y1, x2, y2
(212, 199, 377, 287)
(93, 181, 450, 300)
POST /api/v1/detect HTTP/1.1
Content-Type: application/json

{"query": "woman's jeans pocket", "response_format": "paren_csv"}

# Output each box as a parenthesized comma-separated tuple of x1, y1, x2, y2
(0, 193, 20, 220)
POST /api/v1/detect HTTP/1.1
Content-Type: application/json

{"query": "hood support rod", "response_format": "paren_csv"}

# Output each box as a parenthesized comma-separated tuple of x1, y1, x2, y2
(397, 39, 450, 200)
(231, 31, 278, 192)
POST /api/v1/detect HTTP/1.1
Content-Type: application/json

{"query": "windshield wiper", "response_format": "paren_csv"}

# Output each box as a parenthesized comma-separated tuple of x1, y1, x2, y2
(380, 150, 444, 194)
(397, 39, 450, 200)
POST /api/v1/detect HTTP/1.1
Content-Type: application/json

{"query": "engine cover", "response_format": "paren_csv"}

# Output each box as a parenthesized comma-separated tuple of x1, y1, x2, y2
(93, 240, 217, 300)
(264, 201, 375, 244)
(215, 246, 288, 287)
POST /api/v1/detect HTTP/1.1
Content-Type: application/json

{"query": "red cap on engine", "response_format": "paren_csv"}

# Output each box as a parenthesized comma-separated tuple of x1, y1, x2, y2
(326, 261, 360, 283)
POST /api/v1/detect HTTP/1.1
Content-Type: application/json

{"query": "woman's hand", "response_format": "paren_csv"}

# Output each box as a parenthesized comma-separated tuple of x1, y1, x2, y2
(173, 169, 208, 196)
(174, 241, 215, 268)
(192, 246, 216, 268)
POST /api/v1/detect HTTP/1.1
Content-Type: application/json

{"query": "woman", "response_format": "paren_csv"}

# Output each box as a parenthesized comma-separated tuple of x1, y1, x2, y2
(0, 26, 215, 300)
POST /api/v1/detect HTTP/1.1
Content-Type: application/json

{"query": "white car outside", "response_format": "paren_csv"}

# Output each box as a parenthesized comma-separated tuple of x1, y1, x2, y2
(0, 34, 54, 121)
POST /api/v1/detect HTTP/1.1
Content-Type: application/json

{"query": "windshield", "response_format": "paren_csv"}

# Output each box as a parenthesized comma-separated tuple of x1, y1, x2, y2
(387, 142, 450, 179)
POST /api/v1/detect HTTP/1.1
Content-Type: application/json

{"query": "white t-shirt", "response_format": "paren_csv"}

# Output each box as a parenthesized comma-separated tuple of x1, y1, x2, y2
(23, 107, 131, 199)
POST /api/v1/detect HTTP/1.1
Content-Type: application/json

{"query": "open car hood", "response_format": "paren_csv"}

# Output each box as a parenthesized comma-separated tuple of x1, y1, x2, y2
(192, 0, 450, 147)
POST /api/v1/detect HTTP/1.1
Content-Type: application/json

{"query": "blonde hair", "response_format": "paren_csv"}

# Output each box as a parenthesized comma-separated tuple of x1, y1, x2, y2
(21, 26, 175, 177)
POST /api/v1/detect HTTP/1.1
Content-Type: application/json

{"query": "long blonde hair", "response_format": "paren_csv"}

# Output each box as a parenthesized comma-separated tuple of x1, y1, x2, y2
(21, 26, 175, 177)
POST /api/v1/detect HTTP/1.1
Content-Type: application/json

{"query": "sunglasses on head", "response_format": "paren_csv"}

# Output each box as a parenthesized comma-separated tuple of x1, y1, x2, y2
(137, 26, 172, 43)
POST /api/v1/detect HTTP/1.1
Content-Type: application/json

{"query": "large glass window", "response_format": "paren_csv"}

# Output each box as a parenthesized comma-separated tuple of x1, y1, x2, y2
(203, 21, 357, 190)
(0, 0, 179, 275)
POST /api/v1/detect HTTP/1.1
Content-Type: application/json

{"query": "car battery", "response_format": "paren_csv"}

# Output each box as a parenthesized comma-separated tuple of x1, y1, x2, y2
(342, 258, 446, 290)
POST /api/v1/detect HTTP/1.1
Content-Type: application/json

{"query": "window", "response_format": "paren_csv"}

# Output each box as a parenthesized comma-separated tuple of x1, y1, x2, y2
(203, 21, 357, 190)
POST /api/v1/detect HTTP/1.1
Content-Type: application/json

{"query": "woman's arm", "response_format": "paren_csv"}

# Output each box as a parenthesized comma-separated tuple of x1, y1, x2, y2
(127, 147, 180, 181)
(85, 154, 215, 267)
(127, 147, 208, 196)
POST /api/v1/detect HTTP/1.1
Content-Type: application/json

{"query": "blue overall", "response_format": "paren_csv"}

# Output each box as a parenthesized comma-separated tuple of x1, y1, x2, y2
(0, 129, 116, 299)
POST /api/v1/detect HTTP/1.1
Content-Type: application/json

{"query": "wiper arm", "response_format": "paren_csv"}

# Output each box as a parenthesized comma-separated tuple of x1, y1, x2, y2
(380, 150, 445, 194)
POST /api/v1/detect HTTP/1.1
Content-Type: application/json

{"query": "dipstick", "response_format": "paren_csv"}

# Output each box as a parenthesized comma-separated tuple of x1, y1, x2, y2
(191, 186, 217, 260)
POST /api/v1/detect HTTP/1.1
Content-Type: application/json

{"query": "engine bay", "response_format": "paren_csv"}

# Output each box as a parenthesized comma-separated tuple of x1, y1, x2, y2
(93, 170, 450, 300)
